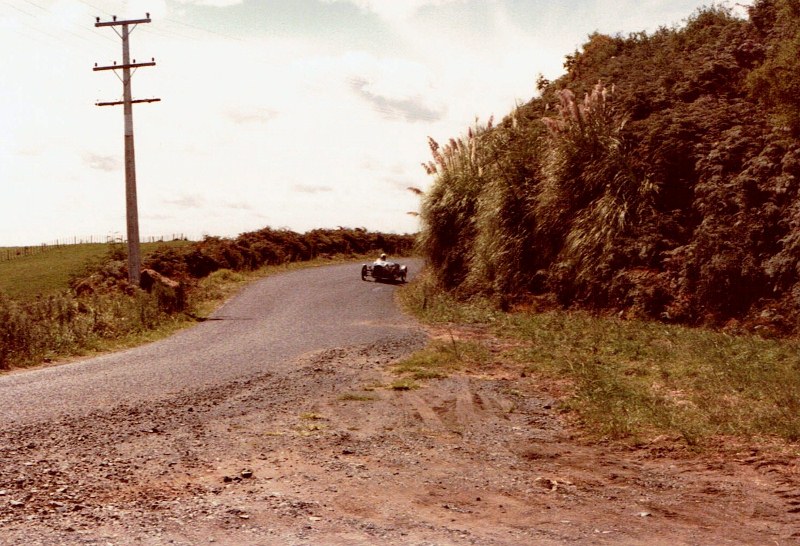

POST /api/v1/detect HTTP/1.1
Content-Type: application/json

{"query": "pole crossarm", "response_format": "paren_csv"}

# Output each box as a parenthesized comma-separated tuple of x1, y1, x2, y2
(96, 98, 162, 107)
(95, 17, 151, 27)
(93, 61, 156, 71)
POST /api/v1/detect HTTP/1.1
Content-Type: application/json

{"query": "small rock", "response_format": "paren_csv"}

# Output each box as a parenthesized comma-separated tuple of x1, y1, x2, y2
(9, 500, 25, 508)
(240, 470, 253, 479)
(637, 511, 652, 517)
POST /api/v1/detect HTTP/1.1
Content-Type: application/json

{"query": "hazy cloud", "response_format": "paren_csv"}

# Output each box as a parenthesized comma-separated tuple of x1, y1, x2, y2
(163, 195, 205, 209)
(292, 184, 334, 194)
(321, 0, 464, 22)
(173, 0, 244, 7)
(142, 213, 174, 221)
(350, 78, 444, 123)
(224, 201, 255, 210)
(83, 153, 120, 172)
(226, 108, 279, 125)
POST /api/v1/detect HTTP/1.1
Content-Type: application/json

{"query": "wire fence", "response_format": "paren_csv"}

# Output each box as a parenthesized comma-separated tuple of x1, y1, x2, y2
(0, 234, 189, 264)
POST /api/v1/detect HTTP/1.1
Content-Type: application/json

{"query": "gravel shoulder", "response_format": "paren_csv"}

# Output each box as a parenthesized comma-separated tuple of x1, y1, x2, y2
(0, 264, 798, 545)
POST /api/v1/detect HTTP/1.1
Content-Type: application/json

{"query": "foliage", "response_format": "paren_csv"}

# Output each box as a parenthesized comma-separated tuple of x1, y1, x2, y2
(0, 289, 176, 370)
(0, 241, 189, 301)
(399, 276, 800, 446)
(747, 0, 800, 134)
(144, 227, 413, 281)
(0, 227, 414, 370)
(418, 2, 800, 335)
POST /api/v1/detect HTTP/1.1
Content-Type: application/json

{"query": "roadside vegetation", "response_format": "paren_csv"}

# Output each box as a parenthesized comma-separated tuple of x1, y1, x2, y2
(408, 0, 800, 451)
(398, 273, 800, 450)
(0, 241, 191, 300)
(418, 0, 800, 336)
(0, 227, 413, 370)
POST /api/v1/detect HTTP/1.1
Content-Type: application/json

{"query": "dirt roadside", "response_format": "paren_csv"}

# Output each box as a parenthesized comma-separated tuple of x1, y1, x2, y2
(0, 330, 798, 545)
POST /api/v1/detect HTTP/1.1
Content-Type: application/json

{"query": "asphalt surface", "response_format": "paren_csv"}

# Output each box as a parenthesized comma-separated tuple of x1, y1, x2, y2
(0, 260, 423, 426)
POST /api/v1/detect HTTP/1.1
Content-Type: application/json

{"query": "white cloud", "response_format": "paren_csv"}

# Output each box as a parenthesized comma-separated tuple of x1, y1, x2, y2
(0, 0, 757, 245)
(171, 0, 241, 8)
(83, 153, 121, 172)
(321, 0, 466, 22)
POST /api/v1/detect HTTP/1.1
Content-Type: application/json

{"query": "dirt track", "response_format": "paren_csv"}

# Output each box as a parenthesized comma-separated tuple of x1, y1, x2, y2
(0, 264, 798, 544)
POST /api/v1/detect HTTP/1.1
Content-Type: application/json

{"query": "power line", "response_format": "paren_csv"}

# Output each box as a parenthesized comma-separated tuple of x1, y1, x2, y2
(164, 16, 244, 42)
(20, 0, 46, 12)
(0, 0, 116, 50)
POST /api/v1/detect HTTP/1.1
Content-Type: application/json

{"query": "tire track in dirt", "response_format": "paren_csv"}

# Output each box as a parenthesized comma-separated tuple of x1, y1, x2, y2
(1, 263, 799, 544)
(2, 338, 798, 544)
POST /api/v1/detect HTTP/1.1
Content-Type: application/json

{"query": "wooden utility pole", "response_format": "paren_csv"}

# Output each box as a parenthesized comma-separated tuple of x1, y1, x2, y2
(93, 14, 160, 286)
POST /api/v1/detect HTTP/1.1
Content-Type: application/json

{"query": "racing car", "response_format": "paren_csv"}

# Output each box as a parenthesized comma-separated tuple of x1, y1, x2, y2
(361, 255, 408, 283)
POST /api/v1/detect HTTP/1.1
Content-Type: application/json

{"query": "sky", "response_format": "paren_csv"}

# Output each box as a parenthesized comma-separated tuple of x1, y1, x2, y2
(0, 0, 753, 246)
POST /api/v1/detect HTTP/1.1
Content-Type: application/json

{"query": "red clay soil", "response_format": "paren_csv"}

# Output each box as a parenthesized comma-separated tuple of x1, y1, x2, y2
(0, 336, 798, 545)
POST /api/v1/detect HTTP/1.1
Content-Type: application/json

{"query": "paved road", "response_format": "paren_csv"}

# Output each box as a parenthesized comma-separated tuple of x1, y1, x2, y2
(0, 261, 423, 426)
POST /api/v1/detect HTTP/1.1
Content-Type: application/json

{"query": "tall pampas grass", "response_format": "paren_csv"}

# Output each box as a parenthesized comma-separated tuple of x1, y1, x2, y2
(419, 120, 491, 291)
(537, 82, 656, 304)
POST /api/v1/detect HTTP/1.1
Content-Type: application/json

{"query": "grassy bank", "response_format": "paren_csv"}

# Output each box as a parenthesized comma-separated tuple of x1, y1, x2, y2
(0, 242, 191, 301)
(398, 272, 800, 449)
(0, 226, 414, 371)
(0, 254, 370, 372)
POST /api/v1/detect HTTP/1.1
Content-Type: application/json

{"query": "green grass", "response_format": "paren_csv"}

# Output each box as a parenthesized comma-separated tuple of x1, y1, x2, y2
(338, 393, 377, 402)
(0, 242, 191, 300)
(399, 273, 800, 448)
(393, 339, 488, 380)
(509, 312, 800, 445)
(389, 378, 420, 391)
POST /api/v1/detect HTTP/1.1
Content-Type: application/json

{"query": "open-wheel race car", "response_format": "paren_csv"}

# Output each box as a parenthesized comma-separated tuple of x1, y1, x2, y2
(361, 256, 408, 283)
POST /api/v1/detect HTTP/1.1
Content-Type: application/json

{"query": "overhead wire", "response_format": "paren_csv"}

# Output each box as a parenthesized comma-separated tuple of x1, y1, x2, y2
(0, 0, 116, 54)
(163, 16, 245, 42)
(20, 0, 46, 12)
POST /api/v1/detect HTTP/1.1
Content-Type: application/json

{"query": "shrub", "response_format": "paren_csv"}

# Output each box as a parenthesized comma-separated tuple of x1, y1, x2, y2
(417, 4, 800, 335)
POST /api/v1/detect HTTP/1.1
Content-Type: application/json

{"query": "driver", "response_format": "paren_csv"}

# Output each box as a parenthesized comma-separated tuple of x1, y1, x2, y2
(375, 253, 388, 266)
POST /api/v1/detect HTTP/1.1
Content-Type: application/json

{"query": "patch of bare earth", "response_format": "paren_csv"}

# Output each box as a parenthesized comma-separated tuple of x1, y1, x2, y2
(0, 333, 798, 545)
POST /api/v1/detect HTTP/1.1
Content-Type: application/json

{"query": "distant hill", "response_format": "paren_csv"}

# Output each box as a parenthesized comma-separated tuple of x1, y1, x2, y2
(419, 0, 800, 335)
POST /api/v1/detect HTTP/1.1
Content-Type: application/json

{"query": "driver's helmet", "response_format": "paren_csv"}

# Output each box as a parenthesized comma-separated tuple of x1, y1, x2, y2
(380, 253, 387, 260)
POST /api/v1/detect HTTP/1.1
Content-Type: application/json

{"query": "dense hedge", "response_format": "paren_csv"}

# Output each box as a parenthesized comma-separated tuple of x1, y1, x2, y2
(143, 227, 413, 280)
(419, 0, 800, 335)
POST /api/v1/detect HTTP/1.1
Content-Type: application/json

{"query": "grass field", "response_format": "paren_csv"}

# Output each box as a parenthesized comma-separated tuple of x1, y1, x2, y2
(0, 242, 190, 300)
(398, 272, 800, 450)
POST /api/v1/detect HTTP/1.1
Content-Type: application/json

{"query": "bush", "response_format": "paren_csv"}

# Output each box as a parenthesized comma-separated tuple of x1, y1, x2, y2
(1, 226, 415, 369)
(417, 4, 800, 335)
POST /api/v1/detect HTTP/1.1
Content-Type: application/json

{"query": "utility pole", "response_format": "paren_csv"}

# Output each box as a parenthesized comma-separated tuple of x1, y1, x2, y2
(93, 14, 160, 286)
